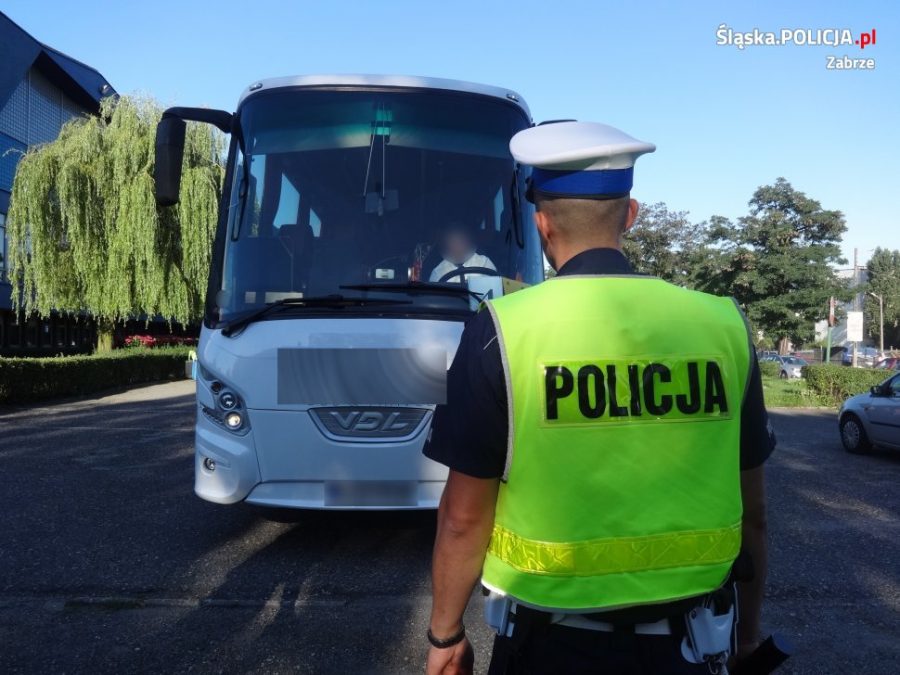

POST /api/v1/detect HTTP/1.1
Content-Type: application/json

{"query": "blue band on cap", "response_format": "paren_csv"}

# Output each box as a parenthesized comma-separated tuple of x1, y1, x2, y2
(532, 167, 633, 197)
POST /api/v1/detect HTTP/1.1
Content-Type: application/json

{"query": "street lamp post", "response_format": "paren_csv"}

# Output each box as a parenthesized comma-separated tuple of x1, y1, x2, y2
(867, 291, 884, 356)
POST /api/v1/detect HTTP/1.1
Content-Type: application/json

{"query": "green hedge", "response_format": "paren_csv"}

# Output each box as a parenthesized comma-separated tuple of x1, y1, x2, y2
(803, 364, 891, 406)
(0, 347, 191, 404)
(759, 361, 781, 378)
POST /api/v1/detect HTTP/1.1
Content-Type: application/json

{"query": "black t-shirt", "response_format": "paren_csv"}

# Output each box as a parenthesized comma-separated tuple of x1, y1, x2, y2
(424, 248, 776, 478)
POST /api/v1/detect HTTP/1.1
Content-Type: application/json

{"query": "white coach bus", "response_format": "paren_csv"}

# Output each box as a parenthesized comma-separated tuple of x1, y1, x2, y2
(154, 75, 544, 509)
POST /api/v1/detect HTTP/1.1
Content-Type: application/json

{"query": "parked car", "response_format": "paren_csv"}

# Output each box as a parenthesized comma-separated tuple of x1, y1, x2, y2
(760, 354, 808, 379)
(842, 346, 880, 368)
(874, 357, 900, 371)
(838, 372, 900, 453)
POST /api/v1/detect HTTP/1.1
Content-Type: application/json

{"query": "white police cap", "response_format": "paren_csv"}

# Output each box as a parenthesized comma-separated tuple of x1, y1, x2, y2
(510, 121, 655, 201)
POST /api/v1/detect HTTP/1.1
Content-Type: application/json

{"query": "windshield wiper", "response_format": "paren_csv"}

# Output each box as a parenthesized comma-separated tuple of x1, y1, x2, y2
(340, 281, 482, 302)
(219, 295, 411, 338)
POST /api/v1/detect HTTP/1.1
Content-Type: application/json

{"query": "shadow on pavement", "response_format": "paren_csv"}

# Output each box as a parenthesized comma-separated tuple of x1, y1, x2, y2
(108, 508, 438, 673)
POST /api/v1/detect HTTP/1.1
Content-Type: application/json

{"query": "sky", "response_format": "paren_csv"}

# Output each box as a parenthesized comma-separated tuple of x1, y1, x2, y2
(4, 0, 897, 267)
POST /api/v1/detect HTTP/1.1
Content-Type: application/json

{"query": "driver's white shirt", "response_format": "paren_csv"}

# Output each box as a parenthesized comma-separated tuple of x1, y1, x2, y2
(429, 252, 497, 283)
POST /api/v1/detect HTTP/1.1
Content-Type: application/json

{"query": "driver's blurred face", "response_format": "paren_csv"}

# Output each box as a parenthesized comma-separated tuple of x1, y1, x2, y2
(442, 229, 473, 265)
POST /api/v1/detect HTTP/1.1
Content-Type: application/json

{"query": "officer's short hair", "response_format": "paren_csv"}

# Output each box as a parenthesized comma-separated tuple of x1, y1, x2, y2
(535, 195, 630, 237)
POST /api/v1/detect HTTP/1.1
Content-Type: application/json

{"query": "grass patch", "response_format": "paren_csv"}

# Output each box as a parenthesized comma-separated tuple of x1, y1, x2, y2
(761, 376, 828, 408)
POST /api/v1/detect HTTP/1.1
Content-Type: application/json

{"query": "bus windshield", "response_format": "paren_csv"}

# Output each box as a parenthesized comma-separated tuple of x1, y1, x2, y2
(212, 88, 542, 322)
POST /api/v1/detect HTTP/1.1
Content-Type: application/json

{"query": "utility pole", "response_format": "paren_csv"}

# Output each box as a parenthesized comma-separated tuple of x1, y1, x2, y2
(868, 291, 884, 356)
(825, 296, 835, 364)
(852, 248, 859, 367)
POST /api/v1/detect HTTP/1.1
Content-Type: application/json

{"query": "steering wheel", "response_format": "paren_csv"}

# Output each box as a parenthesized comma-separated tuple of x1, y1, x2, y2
(437, 266, 500, 283)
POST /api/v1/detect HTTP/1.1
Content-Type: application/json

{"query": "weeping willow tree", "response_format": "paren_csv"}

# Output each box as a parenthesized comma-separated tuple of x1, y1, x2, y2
(6, 96, 224, 351)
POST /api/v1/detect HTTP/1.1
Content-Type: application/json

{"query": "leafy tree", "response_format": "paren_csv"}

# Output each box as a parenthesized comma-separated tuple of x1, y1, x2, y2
(580, 181, 849, 350)
(623, 202, 702, 282)
(864, 248, 900, 350)
(6, 96, 224, 351)
(691, 178, 850, 349)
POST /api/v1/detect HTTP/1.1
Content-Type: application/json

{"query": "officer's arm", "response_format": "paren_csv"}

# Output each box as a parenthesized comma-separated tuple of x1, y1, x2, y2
(737, 465, 768, 653)
(429, 470, 500, 638)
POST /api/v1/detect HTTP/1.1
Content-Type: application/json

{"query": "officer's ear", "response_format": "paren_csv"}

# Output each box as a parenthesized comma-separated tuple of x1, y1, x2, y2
(534, 209, 553, 243)
(622, 199, 639, 233)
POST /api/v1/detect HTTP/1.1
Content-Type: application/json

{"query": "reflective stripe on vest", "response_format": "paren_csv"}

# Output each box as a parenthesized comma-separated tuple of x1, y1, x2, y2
(489, 522, 742, 577)
(482, 276, 750, 611)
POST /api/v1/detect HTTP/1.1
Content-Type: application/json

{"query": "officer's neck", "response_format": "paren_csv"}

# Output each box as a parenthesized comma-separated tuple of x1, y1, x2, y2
(550, 240, 623, 272)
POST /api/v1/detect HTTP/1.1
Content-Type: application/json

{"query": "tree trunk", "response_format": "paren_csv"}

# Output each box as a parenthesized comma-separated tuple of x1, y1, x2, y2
(95, 318, 115, 353)
(778, 336, 791, 355)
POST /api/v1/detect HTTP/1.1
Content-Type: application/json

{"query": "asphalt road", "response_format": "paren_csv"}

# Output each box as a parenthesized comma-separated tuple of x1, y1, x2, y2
(0, 382, 898, 674)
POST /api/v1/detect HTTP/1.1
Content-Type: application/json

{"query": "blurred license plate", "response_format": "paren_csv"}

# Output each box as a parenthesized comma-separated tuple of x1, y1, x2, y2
(325, 480, 416, 507)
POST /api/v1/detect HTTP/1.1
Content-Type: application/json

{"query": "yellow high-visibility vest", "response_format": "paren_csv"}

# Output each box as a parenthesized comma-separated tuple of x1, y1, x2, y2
(481, 275, 751, 611)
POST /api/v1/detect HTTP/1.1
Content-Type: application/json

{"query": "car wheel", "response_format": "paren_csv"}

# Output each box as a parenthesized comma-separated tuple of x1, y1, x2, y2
(840, 414, 871, 454)
(779, 370, 788, 379)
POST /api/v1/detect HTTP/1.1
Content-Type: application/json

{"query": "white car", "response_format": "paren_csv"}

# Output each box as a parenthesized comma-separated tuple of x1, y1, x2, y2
(760, 354, 808, 379)
(838, 372, 900, 453)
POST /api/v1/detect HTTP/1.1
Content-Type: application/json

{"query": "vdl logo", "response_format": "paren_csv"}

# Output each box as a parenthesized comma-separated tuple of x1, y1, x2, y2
(311, 406, 431, 441)
(329, 410, 410, 433)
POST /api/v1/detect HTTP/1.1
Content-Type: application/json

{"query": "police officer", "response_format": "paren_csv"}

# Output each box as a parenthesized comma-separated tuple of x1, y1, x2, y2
(423, 121, 774, 674)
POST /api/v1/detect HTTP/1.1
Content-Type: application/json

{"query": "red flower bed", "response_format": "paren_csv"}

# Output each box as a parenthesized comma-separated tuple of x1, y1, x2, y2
(123, 334, 198, 349)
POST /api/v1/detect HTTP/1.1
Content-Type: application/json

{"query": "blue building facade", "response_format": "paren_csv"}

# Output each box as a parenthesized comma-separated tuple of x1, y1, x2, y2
(0, 11, 116, 354)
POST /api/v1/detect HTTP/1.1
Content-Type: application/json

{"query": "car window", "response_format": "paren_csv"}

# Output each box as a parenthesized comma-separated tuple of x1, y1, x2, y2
(890, 376, 900, 396)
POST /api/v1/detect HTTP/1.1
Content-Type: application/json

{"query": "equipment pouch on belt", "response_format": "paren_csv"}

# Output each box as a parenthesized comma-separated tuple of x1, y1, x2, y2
(484, 592, 515, 637)
(681, 600, 735, 664)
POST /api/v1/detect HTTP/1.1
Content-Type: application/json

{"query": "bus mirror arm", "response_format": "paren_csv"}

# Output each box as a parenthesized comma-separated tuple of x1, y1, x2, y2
(163, 107, 234, 134)
(511, 166, 525, 249)
(154, 107, 234, 207)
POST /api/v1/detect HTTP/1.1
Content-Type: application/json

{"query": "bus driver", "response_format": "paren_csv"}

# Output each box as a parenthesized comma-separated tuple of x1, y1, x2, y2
(429, 223, 497, 284)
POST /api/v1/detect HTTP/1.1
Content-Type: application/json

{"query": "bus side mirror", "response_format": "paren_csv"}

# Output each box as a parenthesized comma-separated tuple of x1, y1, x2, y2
(154, 115, 187, 207)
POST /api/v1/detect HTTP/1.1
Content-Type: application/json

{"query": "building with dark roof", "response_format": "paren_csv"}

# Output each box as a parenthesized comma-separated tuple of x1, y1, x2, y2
(0, 11, 116, 354)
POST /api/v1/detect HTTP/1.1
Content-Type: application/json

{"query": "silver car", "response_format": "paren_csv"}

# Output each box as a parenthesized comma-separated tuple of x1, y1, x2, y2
(760, 354, 808, 379)
(838, 372, 900, 453)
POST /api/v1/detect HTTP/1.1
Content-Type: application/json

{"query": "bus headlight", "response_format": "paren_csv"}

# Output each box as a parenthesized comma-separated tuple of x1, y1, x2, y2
(219, 390, 238, 410)
(199, 377, 249, 435)
(224, 412, 244, 430)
